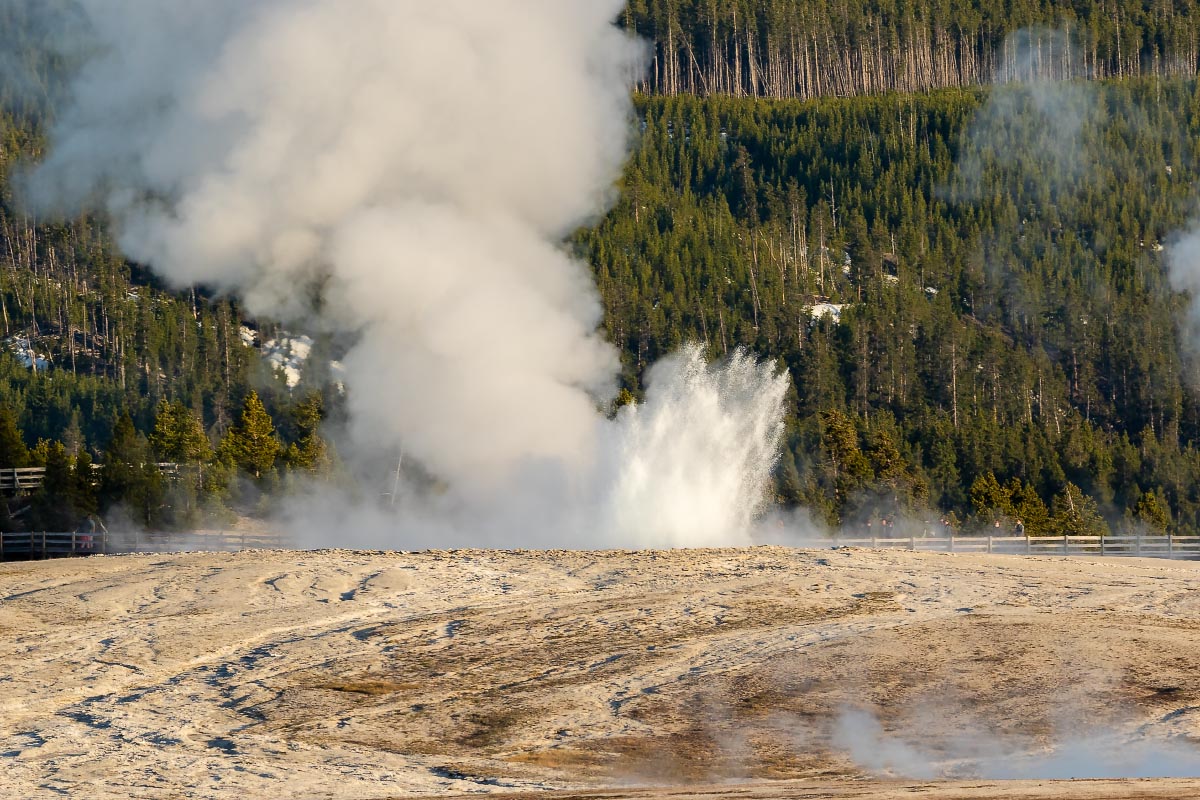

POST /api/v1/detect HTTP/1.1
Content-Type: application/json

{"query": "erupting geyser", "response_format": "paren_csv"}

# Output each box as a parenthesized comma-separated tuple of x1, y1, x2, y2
(19, 0, 788, 547)
(606, 345, 789, 548)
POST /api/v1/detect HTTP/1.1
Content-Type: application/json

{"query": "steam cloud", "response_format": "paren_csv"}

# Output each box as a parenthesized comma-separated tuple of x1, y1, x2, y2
(1169, 226, 1200, 361)
(18, 1, 788, 547)
(833, 705, 1200, 780)
(951, 27, 1100, 204)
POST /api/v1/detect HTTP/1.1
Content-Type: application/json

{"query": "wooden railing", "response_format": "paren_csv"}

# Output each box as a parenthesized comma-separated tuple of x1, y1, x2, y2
(0, 464, 189, 495)
(0, 529, 286, 560)
(0, 467, 52, 494)
(5, 531, 1198, 562)
(801, 534, 1200, 560)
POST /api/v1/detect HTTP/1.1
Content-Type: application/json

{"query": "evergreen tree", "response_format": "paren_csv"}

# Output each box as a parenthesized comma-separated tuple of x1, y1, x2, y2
(818, 409, 872, 511)
(282, 392, 329, 473)
(100, 415, 164, 527)
(62, 411, 84, 457)
(29, 441, 76, 531)
(0, 407, 29, 467)
(150, 399, 212, 463)
(1052, 482, 1109, 538)
(1009, 479, 1051, 536)
(774, 447, 804, 505)
(70, 450, 98, 517)
(969, 472, 1009, 521)
(220, 391, 280, 479)
(1134, 490, 1171, 534)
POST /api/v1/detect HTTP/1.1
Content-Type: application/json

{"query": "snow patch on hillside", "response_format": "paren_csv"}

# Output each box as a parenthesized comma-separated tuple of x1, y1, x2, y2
(262, 334, 312, 388)
(809, 303, 846, 323)
(240, 326, 344, 389)
(5, 335, 50, 371)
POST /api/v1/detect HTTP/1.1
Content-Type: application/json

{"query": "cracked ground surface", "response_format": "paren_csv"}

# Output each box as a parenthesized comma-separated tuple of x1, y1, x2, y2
(2, 546, 1200, 798)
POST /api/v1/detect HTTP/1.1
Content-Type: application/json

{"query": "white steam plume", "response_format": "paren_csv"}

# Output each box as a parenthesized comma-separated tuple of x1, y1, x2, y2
(21, 1, 789, 546)
(28, 0, 636, 489)
(1168, 224, 1200, 362)
(832, 705, 1200, 780)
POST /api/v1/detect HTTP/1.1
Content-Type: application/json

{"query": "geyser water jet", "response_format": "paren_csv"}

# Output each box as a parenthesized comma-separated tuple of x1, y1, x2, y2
(605, 345, 789, 548)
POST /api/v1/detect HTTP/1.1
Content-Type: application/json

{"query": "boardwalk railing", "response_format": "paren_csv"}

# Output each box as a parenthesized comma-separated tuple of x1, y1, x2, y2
(0, 467, 52, 494)
(801, 534, 1200, 560)
(0, 463, 190, 495)
(0, 529, 286, 560)
(5, 531, 1198, 562)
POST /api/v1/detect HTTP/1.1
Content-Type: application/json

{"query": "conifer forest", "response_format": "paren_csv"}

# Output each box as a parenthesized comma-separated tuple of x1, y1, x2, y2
(5, 0, 1200, 537)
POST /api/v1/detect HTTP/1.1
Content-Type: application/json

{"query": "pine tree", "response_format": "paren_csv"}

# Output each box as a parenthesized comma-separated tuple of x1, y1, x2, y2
(866, 423, 909, 506)
(1134, 490, 1171, 534)
(1052, 482, 1109, 537)
(969, 472, 1009, 521)
(71, 450, 99, 516)
(283, 392, 329, 473)
(29, 441, 76, 531)
(818, 409, 872, 512)
(62, 411, 84, 457)
(926, 426, 964, 510)
(1010, 479, 1051, 536)
(0, 407, 29, 467)
(150, 399, 212, 463)
(100, 414, 164, 527)
(220, 391, 280, 479)
(774, 445, 804, 505)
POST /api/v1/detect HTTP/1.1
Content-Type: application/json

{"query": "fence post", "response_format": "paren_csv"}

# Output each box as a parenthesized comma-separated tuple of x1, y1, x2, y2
(987, 535, 993, 554)
(1062, 535, 1068, 554)
(1100, 536, 1106, 556)
(71, 530, 76, 555)
(1, 531, 4, 560)
(41, 531, 46, 559)
(909, 536, 915, 551)
(1168, 534, 1174, 559)
(949, 536, 955, 552)
(1136, 535, 1142, 557)
(1026, 536, 1031, 555)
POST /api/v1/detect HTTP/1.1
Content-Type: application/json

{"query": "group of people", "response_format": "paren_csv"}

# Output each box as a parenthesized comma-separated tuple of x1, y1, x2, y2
(863, 517, 899, 534)
(859, 516, 1027, 537)
(992, 518, 1026, 536)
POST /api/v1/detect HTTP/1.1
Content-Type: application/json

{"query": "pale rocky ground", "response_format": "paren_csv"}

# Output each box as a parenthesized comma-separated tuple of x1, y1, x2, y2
(2, 546, 1200, 799)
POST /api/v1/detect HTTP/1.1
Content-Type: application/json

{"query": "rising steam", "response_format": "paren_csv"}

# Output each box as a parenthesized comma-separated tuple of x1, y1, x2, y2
(18, 1, 788, 547)
(833, 705, 1200, 780)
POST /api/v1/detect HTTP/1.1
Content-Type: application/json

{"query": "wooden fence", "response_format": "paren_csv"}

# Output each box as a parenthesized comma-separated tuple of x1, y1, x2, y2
(0, 464, 188, 495)
(0, 529, 286, 560)
(5, 531, 1199, 562)
(800, 534, 1200, 560)
(0, 467, 53, 494)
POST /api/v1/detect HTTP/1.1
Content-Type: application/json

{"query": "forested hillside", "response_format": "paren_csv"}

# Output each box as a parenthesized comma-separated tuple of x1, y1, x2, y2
(624, 0, 1200, 98)
(1, 2, 1199, 537)
(583, 78, 1200, 534)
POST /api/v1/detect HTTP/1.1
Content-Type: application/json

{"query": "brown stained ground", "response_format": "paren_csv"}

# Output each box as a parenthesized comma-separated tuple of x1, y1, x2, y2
(1, 547, 1200, 798)
(429, 779, 1200, 799)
